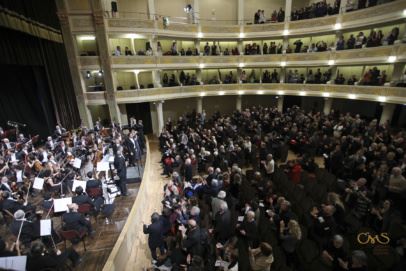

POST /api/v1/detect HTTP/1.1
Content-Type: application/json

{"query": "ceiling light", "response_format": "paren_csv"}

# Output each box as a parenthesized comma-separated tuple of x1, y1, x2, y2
(239, 63, 245, 68)
(322, 92, 330, 97)
(388, 56, 397, 63)
(238, 90, 244, 95)
(239, 32, 245, 38)
(98, 70, 103, 77)
(283, 29, 289, 36)
(403, 9, 406, 16)
(280, 61, 286, 67)
(348, 94, 356, 99)
(277, 91, 285, 95)
(377, 96, 386, 102)
(299, 91, 306, 96)
(334, 23, 342, 30)
(78, 35, 95, 41)
(125, 34, 144, 39)
(199, 63, 205, 69)
(218, 91, 225, 95)
(200, 92, 206, 97)
(197, 32, 203, 38)
(85, 71, 91, 79)
(328, 60, 335, 65)
(257, 90, 264, 95)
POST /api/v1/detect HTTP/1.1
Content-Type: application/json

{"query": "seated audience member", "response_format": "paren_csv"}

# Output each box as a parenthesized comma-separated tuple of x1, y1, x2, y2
(338, 250, 368, 271)
(335, 74, 346, 84)
(124, 46, 133, 56)
(346, 34, 356, 49)
(347, 75, 358, 85)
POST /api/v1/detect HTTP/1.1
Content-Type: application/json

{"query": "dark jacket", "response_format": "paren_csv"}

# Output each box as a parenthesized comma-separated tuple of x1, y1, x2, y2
(143, 221, 165, 248)
(62, 212, 92, 233)
(114, 155, 127, 179)
(182, 226, 204, 257)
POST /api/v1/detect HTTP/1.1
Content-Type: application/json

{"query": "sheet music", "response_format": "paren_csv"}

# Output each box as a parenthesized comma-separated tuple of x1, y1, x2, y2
(53, 197, 72, 212)
(72, 180, 87, 192)
(73, 158, 82, 169)
(11, 153, 17, 162)
(0, 256, 27, 271)
(40, 219, 52, 236)
(16, 170, 23, 183)
(97, 161, 110, 171)
(33, 177, 45, 190)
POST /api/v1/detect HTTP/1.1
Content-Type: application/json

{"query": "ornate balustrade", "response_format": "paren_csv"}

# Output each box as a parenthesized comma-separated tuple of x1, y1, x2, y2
(85, 83, 406, 105)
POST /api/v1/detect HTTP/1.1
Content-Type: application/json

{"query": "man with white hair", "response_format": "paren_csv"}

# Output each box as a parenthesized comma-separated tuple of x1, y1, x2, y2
(179, 219, 204, 257)
(211, 190, 227, 219)
(212, 201, 232, 244)
(388, 167, 406, 194)
(10, 210, 35, 245)
(321, 234, 347, 269)
(238, 210, 259, 248)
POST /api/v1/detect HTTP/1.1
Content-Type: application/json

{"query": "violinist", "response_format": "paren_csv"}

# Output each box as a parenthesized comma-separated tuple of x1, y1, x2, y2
(0, 176, 12, 193)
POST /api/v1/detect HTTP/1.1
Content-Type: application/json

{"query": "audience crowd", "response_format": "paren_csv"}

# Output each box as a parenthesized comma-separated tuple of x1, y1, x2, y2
(143, 105, 406, 270)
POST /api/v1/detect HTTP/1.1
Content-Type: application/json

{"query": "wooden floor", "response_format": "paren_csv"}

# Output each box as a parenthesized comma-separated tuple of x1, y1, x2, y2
(72, 182, 140, 271)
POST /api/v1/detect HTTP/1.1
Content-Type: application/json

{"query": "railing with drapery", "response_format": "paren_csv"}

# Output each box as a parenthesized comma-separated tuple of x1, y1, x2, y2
(0, 6, 63, 43)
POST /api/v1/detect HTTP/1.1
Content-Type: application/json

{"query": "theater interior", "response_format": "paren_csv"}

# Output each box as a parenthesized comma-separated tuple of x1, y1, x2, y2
(0, 0, 406, 270)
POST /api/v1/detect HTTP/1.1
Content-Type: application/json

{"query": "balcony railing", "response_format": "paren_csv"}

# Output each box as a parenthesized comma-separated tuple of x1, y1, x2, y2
(85, 83, 406, 105)
(79, 44, 406, 69)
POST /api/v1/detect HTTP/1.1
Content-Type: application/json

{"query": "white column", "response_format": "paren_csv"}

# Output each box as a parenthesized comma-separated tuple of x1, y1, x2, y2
(197, 97, 203, 113)
(280, 68, 286, 83)
(285, 0, 292, 22)
(236, 95, 242, 111)
(147, 0, 156, 20)
(86, 105, 94, 128)
(339, 0, 346, 13)
(134, 71, 140, 89)
(238, 0, 244, 25)
(323, 98, 333, 115)
(130, 38, 135, 54)
(196, 69, 202, 84)
(193, 0, 200, 24)
(118, 104, 128, 125)
(380, 103, 396, 125)
(152, 70, 161, 88)
(155, 101, 164, 135)
(390, 63, 404, 86)
(277, 96, 284, 112)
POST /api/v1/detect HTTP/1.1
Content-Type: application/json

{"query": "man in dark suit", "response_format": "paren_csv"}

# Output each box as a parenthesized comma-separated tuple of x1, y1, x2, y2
(180, 219, 204, 257)
(62, 204, 93, 235)
(85, 172, 102, 189)
(10, 210, 36, 245)
(184, 158, 193, 182)
(114, 149, 128, 196)
(143, 212, 165, 261)
(125, 132, 142, 166)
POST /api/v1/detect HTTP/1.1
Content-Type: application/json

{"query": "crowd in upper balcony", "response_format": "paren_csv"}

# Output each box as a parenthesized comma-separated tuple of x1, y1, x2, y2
(291, 0, 341, 21)
(254, 8, 285, 24)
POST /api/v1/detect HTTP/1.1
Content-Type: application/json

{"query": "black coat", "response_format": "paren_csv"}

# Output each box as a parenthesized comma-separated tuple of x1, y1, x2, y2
(182, 227, 204, 257)
(143, 221, 165, 248)
(62, 212, 91, 233)
(214, 210, 232, 242)
(10, 219, 36, 244)
(114, 155, 127, 179)
(72, 194, 94, 206)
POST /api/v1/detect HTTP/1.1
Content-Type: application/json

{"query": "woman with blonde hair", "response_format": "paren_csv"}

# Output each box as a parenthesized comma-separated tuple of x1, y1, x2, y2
(326, 192, 346, 230)
(280, 219, 302, 268)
